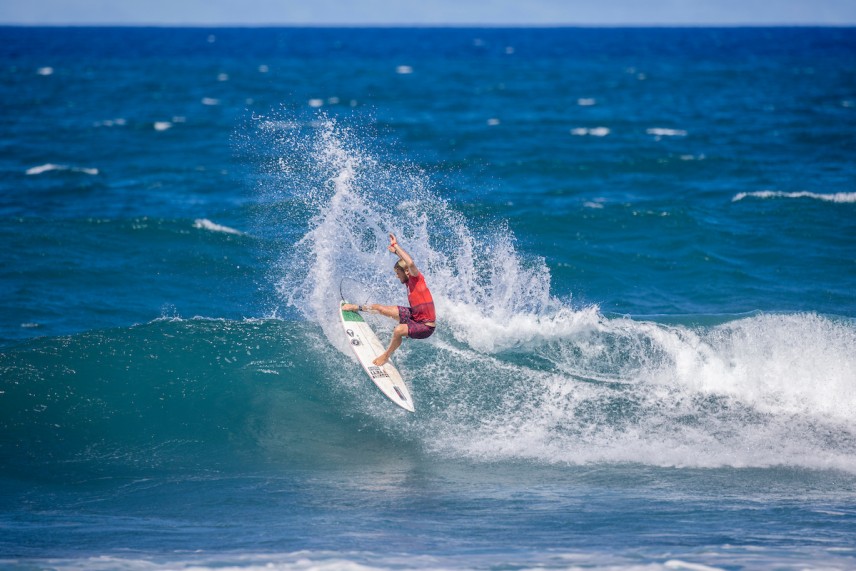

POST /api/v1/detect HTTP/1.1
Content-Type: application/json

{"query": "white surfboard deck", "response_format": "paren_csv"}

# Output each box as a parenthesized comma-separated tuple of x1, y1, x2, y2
(339, 301, 415, 412)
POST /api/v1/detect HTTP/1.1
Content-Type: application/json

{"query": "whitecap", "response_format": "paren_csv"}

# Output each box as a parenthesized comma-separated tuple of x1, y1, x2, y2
(217, 73, 229, 82)
(732, 190, 856, 203)
(665, 559, 724, 571)
(577, 98, 596, 106)
(26, 164, 64, 175)
(201, 97, 220, 106)
(395, 65, 413, 75)
(571, 127, 610, 137)
(308, 99, 324, 108)
(193, 219, 243, 235)
(648, 128, 688, 137)
(37, 66, 54, 76)
(258, 64, 269, 73)
(95, 119, 123, 127)
(153, 121, 172, 131)
(26, 164, 99, 176)
(487, 118, 501, 126)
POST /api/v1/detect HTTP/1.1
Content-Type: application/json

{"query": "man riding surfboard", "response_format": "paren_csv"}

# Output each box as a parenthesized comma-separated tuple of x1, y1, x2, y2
(342, 234, 436, 366)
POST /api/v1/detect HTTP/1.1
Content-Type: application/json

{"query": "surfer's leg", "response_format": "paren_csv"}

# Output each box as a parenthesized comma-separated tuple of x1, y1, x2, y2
(373, 323, 408, 366)
(368, 304, 400, 320)
(342, 303, 397, 317)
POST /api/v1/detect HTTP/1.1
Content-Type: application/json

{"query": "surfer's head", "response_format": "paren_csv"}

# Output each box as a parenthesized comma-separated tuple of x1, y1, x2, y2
(394, 260, 409, 282)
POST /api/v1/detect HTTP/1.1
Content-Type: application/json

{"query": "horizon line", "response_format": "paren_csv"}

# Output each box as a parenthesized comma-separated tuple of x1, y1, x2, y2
(2, 22, 855, 28)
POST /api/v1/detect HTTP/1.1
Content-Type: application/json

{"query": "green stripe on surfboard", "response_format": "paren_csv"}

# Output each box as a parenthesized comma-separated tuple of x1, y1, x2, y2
(341, 303, 365, 322)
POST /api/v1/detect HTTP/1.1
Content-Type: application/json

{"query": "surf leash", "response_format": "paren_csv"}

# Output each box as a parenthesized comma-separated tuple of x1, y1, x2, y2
(338, 277, 372, 306)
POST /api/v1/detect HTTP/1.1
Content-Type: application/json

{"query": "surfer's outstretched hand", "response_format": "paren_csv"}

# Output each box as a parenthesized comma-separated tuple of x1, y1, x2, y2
(387, 233, 397, 253)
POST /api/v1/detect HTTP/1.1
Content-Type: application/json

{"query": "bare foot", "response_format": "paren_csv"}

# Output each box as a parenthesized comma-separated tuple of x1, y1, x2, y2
(373, 354, 389, 366)
(342, 304, 359, 312)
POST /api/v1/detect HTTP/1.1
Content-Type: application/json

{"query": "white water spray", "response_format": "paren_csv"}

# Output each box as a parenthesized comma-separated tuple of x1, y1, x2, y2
(254, 114, 856, 472)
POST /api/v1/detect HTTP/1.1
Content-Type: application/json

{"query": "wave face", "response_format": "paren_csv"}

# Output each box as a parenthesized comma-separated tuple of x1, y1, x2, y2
(3, 311, 855, 480)
(0, 317, 429, 480)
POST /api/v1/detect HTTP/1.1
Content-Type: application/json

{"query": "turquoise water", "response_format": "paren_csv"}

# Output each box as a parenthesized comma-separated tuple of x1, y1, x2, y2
(1, 27, 856, 570)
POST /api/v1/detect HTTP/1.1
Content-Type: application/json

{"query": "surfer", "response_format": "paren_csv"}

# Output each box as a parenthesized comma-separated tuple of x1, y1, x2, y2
(343, 234, 436, 366)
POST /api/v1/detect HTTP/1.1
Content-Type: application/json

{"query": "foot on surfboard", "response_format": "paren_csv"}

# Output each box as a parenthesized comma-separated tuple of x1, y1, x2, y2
(373, 354, 390, 367)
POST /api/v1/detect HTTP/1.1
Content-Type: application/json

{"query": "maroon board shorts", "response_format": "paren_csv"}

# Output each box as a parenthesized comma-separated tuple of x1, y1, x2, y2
(398, 306, 436, 339)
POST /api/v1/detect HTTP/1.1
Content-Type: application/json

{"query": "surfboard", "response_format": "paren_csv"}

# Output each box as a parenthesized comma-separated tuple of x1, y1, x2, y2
(339, 301, 415, 412)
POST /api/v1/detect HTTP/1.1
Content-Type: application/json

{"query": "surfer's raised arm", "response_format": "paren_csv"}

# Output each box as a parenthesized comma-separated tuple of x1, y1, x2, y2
(388, 234, 419, 277)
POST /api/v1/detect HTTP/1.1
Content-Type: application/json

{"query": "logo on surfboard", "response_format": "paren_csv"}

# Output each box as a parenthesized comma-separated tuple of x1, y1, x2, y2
(393, 386, 408, 402)
(368, 366, 390, 379)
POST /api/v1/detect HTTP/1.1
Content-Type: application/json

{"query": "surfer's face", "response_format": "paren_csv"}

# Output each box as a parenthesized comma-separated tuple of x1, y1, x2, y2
(394, 267, 408, 283)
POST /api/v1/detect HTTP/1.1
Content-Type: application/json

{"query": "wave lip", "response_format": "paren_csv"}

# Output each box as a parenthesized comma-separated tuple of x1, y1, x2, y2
(733, 190, 856, 203)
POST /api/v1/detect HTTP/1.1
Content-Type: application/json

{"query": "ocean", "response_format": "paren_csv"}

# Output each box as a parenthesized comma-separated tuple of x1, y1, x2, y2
(1, 26, 855, 570)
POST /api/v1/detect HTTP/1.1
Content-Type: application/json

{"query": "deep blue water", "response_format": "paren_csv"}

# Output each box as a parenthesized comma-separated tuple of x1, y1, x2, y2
(1, 27, 855, 570)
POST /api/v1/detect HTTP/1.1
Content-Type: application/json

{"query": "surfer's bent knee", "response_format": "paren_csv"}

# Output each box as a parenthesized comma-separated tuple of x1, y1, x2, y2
(394, 323, 409, 338)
